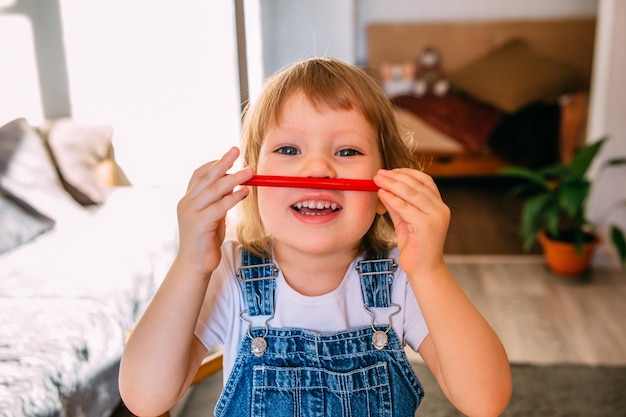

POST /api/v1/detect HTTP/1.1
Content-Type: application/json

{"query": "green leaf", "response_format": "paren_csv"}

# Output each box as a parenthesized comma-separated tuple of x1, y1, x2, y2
(539, 164, 570, 179)
(497, 167, 551, 189)
(569, 138, 605, 178)
(520, 194, 552, 250)
(572, 229, 586, 253)
(544, 201, 561, 238)
(558, 179, 589, 219)
(505, 183, 541, 199)
(610, 225, 626, 268)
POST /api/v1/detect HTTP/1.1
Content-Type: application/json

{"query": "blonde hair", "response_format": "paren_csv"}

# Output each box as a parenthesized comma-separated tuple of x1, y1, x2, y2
(236, 57, 419, 258)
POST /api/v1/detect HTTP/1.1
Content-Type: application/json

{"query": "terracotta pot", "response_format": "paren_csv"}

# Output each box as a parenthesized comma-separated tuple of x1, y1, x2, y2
(538, 230, 599, 277)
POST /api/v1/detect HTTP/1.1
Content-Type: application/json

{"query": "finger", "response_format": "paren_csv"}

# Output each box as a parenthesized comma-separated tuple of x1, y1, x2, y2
(393, 168, 441, 196)
(376, 168, 441, 200)
(181, 188, 249, 235)
(377, 187, 419, 225)
(187, 147, 241, 192)
(378, 186, 449, 241)
(377, 189, 405, 228)
(375, 170, 440, 215)
(205, 186, 250, 222)
(188, 167, 253, 213)
(187, 157, 251, 203)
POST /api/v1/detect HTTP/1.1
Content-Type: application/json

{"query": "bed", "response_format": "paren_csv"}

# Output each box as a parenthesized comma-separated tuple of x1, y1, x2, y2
(0, 118, 179, 417)
(366, 18, 596, 176)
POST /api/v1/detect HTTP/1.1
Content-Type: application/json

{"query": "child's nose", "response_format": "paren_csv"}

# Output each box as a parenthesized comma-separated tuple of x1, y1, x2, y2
(300, 154, 337, 178)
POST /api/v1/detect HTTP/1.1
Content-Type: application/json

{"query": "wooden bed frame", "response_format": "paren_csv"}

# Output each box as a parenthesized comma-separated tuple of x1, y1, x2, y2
(367, 18, 596, 177)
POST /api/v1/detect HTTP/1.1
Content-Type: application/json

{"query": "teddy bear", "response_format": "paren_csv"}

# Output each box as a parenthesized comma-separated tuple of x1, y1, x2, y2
(379, 60, 416, 97)
(413, 46, 449, 97)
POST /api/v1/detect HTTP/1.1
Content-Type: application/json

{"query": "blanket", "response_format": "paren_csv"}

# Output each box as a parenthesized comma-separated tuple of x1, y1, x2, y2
(392, 93, 503, 154)
(0, 186, 178, 417)
(391, 93, 561, 169)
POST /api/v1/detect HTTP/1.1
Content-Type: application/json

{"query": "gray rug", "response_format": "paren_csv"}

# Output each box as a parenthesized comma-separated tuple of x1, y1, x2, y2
(173, 362, 626, 417)
(413, 363, 626, 417)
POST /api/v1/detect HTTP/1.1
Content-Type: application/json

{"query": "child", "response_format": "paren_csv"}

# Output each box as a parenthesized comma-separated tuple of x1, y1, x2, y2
(120, 57, 512, 417)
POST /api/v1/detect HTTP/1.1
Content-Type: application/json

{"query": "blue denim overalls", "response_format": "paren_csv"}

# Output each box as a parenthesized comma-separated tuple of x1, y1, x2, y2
(214, 250, 424, 417)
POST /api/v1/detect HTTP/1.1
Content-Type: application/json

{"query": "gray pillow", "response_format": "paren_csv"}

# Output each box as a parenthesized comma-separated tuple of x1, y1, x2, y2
(0, 186, 55, 254)
(0, 118, 87, 226)
(0, 118, 26, 174)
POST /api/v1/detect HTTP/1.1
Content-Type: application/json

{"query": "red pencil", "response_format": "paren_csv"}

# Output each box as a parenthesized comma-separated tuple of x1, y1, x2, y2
(242, 175, 379, 192)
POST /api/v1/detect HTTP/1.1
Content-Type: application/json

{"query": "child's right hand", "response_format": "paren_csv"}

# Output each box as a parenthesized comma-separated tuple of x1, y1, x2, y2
(175, 147, 253, 276)
(120, 149, 252, 415)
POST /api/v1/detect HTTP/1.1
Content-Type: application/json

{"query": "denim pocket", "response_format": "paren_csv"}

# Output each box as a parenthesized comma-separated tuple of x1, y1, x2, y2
(251, 362, 392, 417)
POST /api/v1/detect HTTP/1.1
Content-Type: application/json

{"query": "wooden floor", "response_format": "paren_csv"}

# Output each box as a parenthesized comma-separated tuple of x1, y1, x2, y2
(406, 255, 626, 366)
(425, 177, 626, 365)
(437, 176, 542, 255)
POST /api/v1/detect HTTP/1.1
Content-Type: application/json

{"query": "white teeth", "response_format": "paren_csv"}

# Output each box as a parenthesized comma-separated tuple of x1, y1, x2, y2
(293, 200, 339, 212)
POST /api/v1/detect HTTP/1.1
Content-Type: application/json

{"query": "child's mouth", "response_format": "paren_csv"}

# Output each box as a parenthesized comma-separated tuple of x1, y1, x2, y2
(292, 200, 342, 216)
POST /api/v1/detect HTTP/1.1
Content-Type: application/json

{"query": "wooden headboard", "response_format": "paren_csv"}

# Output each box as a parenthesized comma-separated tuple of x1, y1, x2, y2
(367, 18, 596, 83)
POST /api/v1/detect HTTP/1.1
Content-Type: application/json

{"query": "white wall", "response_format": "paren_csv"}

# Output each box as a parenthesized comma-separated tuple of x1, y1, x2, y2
(244, 0, 265, 104)
(587, 0, 626, 269)
(1, 1, 243, 189)
(260, 0, 356, 76)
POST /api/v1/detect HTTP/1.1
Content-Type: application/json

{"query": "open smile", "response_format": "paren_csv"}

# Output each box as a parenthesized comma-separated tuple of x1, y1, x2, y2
(292, 199, 342, 216)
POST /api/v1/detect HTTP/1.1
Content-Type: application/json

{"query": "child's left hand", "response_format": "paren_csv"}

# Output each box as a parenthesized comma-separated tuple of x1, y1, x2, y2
(374, 168, 450, 276)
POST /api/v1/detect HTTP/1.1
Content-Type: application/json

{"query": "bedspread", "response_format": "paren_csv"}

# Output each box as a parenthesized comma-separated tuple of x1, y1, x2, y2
(391, 92, 562, 168)
(0, 186, 179, 417)
(391, 92, 503, 153)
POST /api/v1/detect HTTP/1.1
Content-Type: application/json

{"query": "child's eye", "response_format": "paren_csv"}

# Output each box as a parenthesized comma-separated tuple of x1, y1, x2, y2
(276, 146, 300, 155)
(336, 148, 362, 157)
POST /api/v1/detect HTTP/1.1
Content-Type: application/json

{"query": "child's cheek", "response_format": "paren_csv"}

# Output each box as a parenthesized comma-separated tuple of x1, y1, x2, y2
(256, 187, 285, 215)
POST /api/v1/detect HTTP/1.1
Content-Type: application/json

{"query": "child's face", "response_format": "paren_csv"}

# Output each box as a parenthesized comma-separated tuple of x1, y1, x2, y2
(256, 91, 385, 258)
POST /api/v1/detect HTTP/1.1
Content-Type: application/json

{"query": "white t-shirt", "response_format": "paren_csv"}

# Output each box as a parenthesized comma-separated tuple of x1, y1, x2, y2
(195, 240, 429, 381)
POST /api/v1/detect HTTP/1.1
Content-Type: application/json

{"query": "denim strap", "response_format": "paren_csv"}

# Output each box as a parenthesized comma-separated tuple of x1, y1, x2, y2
(356, 256, 397, 308)
(238, 250, 396, 313)
(237, 250, 278, 317)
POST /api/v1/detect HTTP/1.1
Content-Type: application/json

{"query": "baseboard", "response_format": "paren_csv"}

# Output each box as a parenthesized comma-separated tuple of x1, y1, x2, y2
(444, 254, 545, 264)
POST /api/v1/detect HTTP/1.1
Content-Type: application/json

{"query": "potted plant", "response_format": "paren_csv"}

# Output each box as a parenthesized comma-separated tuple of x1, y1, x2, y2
(498, 137, 626, 278)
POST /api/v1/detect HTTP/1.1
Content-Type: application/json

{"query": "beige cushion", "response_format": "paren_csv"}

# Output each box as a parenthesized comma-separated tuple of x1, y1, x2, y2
(448, 39, 587, 113)
(41, 118, 115, 204)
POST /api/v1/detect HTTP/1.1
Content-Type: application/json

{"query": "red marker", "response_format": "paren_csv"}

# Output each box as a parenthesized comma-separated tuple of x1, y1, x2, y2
(243, 175, 379, 192)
